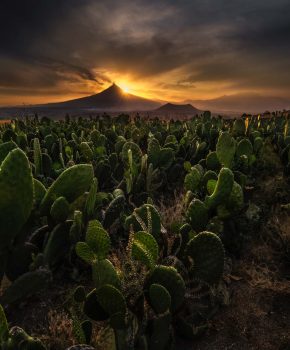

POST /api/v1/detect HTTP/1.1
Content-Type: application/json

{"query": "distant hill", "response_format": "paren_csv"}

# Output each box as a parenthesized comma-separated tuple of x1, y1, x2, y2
(155, 102, 201, 114)
(191, 93, 290, 114)
(44, 83, 160, 111)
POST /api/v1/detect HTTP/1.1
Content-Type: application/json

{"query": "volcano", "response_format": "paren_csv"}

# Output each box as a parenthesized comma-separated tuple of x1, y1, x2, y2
(45, 83, 160, 111)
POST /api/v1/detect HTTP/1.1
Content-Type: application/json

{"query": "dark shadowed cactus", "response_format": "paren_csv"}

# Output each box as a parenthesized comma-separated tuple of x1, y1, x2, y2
(0, 148, 33, 250)
(204, 167, 234, 210)
(103, 195, 125, 229)
(216, 132, 236, 168)
(33, 179, 46, 208)
(33, 138, 42, 176)
(206, 151, 220, 171)
(186, 231, 224, 284)
(84, 178, 98, 220)
(0, 141, 17, 164)
(40, 164, 94, 215)
(148, 137, 174, 170)
(148, 283, 171, 314)
(232, 119, 246, 137)
(236, 138, 253, 158)
(0, 269, 52, 305)
(122, 141, 142, 166)
(50, 196, 69, 223)
(186, 199, 208, 232)
(146, 265, 185, 312)
(184, 167, 201, 192)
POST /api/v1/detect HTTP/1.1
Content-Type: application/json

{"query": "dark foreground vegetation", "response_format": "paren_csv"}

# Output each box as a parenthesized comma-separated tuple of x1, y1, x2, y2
(0, 112, 290, 349)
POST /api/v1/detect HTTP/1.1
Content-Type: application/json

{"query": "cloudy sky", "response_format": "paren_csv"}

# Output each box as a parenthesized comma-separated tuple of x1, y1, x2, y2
(0, 0, 290, 106)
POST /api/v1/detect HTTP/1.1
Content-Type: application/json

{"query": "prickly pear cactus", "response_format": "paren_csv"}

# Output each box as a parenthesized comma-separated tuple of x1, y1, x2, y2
(76, 220, 111, 263)
(92, 259, 121, 290)
(148, 138, 174, 170)
(103, 195, 125, 229)
(146, 265, 185, 312)
(0, 148, 33, 250)
(204, 167, 234, 210)
(184, 167, 201, 192)
(125, 204, 161, 241)
(206, 151, 220, 171)
(232, 119, 246, 137)
(131, 231, 159, 269)
(50, 196, 69, 223)
(216, 132, 236, 168)
(186, 199, 208, 232)
(186, 231, 224, 284)
(148, 283, 171, 314)
(40, 164, 94, 215)
(236, 138, 253, 158)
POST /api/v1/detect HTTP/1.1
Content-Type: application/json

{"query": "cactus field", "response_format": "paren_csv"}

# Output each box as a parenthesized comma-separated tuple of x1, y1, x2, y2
(0, 112, 290, 349)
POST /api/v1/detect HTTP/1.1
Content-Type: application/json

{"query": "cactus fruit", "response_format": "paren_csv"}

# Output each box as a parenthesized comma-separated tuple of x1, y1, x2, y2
(131, 231, 159, 269)
(146, 265, 185, 312)
(186, 231, 224, 284)
(0, 148, 33, 250)
(186, 199, 208, 232)
(148, 284, 171, 314)
(204, 167, 234, 210)
(92, 259, 121, 290)
(0, 269, 52, 305)
(50, 196, 69, 223)
(216, 132, 236, 168)
(40, 164, 94, 215)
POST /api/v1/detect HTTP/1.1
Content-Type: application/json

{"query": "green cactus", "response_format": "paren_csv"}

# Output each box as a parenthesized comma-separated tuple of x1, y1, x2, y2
(122, 141, 142, 166)
(149, 312, 172, 350)
(50, 196, 69, 223)
(92, 259, 121, 290)
(76, 220, 110, 263)
(84, 178, 98, 220)
(43, 221, 72, 267)
(125, 204, 161, 241)
(146, 265, 185, 312)
(33, 138, 42, 176)
(131, 231, 159, 269)
(206, 151, 220, 171)
(148, 284, 171, 314)
(148, 138, 174, 170)
(204, 167, 234, 210)
(0, 269, 52, 305)
(236, 138, 253, 158)
(33, 179, 46, 208)
(232, 119, 246, 137)
(186, 199, 208, 232)
(40, 164, 94, 215)
(0, 141, 17, 164)
(0, 148, 33, 250)
(216, 132, 236, 168)
(186, 231, 224, 284)
(103, 195, 125, 229)
(80, 142, 93, 161)
(184, 167, 202, 192)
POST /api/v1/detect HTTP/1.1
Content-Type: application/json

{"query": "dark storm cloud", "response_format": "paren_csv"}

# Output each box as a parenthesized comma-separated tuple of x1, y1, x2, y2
(0, 0, 290, 101)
